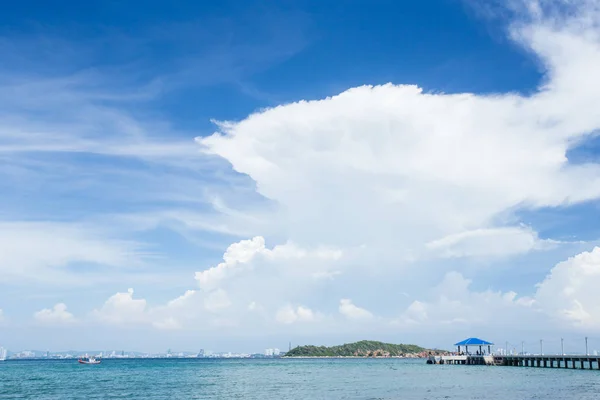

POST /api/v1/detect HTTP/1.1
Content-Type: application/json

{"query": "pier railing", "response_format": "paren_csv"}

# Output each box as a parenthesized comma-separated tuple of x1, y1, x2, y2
(497, 354, 600, 369)
(429, 354, 600, 369)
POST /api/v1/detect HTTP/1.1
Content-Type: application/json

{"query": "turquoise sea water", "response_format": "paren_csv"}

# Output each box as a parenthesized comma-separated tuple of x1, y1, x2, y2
(1, 358, 599, 399)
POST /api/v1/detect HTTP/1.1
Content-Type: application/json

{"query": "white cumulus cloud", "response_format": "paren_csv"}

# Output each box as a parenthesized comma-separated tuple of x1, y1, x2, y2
(195, 236, 343, 291)
(397, 245, 600, 335)
(197, 2, 600, 268)
(204, 289, 232, 312)
(194, 236, 268, 291)
(399, 271, 535, 328)
(91, 288, 148, 325)
(167, 290, 197, 308)
(535, 247, 600, 327)
(339, 299, 373, 320)
(275, 304, 317, 324)
(34, 303, 75, 324)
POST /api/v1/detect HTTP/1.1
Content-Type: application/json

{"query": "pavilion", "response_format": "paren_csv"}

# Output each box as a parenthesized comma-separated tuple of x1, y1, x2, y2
(455, 338, 493, 355)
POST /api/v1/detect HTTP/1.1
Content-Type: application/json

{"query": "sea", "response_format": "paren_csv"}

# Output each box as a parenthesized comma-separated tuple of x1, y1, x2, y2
(1, 358, 599, 399)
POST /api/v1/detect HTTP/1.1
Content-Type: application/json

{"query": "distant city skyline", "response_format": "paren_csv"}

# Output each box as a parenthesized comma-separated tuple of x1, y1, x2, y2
(0, 343, 289, 359)
(0, 347, 285, 360)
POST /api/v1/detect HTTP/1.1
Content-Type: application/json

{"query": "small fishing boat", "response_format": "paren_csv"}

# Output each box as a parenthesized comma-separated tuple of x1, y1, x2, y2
(78, 356, 101, 364)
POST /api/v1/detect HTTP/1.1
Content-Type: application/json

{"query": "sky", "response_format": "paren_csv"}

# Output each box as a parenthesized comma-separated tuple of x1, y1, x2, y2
(2, 0, 600, 354)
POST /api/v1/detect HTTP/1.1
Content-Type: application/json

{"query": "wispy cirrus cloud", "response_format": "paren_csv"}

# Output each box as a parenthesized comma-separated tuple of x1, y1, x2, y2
(0, 221, 149, 284)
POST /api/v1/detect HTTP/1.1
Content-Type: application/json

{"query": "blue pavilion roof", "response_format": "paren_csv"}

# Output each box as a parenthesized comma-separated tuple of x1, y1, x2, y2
(454, 337, 494, 346)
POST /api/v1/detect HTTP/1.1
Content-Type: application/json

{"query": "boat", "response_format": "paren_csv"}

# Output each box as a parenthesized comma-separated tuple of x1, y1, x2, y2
(78, 355, 101, 364)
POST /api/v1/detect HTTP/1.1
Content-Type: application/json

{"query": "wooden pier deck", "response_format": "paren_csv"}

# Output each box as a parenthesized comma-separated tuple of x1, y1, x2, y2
(429, 354, 600, 369)
(498, 355, 600, 369)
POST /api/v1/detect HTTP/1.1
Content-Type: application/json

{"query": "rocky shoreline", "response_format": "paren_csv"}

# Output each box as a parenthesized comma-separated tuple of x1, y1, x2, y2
(284, 353, 449, 359)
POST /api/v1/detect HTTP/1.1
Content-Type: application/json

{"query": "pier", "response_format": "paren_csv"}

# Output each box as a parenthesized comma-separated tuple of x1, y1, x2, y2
(430, 354, 600, 369)
(427, 337, 600, 370)
(428, 355, 495, 365)
(427, 338, 495, 365)
(496, 354, 600, 369)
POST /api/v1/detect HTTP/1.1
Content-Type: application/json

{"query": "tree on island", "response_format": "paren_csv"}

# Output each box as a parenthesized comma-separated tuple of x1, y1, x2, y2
(284, 340, 446, 358)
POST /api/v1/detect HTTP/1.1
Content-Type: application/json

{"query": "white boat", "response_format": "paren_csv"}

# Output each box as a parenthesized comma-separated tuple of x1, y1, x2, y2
(78, 355, 101, 364)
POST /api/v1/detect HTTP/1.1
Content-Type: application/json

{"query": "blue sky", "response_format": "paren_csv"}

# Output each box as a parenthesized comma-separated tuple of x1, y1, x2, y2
(2, 0, 600, 354)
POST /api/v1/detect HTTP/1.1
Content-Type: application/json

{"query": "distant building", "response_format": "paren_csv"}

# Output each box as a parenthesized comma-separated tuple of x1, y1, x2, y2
(198, 349, 205, 358)
(265, 348, 274, 356)
(16, 350, 35, 358)
(273, 348, 280, 356)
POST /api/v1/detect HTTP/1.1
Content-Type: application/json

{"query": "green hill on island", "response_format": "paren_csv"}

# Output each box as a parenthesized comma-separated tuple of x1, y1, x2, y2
(285, 340, 440, 357)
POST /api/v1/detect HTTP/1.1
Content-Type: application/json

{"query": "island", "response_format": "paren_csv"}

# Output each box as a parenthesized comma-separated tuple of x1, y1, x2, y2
(284, 340, 448, 358)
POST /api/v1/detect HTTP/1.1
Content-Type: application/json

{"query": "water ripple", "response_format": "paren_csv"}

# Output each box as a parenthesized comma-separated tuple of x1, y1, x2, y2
(0, 358, 597, 399)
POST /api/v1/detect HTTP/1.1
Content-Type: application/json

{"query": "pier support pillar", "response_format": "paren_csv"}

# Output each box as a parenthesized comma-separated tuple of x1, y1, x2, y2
(536, 359, 541, 367)
(550, 359, 554, 368)
(581, 360, 584, 369)
(543, 359, 547, 368)
(589, 359, 593, 370)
